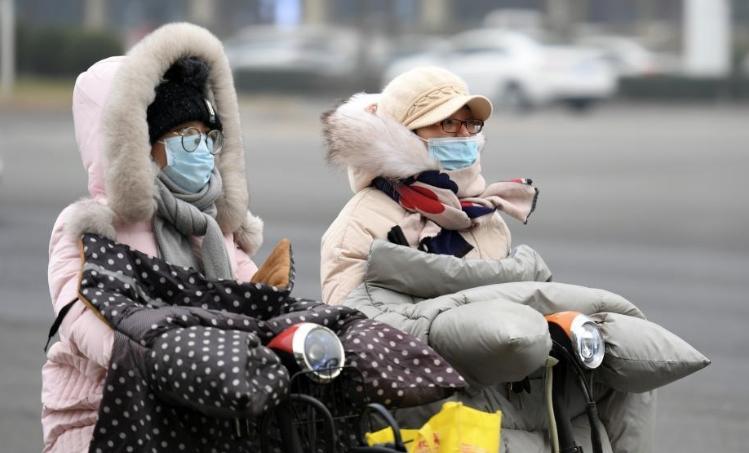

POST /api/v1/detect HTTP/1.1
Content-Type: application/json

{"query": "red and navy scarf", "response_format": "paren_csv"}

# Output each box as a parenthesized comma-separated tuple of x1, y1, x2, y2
(373, 170, 537, 257)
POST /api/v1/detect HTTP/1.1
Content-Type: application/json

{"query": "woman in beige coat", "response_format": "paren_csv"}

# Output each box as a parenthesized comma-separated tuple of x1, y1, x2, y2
(321, 66, 538, 306)
(317, 67, 708, 453)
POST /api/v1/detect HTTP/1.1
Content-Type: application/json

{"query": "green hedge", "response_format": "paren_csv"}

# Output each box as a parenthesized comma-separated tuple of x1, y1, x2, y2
(619, 75, 749, 100)
(17, 23, 123, 77)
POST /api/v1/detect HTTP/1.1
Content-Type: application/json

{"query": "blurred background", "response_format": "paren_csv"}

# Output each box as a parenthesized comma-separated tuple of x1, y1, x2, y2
(4, 0, 749, 103)
(0, 1, 747, 452)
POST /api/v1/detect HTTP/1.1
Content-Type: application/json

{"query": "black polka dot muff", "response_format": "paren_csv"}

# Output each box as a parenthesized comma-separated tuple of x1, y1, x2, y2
(78, 233, 465, 452)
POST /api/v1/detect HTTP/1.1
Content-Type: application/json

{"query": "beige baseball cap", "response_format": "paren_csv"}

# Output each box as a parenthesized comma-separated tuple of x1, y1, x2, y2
(379, 66, 493, 130)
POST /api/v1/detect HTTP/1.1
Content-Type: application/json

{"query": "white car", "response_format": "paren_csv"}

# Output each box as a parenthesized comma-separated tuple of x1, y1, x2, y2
(223, 25, 362, 82)
(384, 29, 617, 112)
(576, 35, 659, 77)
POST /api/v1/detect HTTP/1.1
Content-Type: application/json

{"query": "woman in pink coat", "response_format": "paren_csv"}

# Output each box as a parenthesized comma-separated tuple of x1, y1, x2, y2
(41, 23, 263, 452)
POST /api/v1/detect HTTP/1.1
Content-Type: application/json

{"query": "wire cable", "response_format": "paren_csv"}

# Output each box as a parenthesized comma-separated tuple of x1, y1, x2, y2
(545, 356, 561, 453)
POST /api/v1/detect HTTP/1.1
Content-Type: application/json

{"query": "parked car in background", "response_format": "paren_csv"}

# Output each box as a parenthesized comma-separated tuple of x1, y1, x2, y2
(224, 25, 371, 92)
(384, 29, 617, 112)
(576, 35, 659, 77)
(381, 33, 451, 64)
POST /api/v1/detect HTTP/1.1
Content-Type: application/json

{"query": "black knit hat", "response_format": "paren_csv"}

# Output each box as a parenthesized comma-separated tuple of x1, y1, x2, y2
(146, 56, 222, 144)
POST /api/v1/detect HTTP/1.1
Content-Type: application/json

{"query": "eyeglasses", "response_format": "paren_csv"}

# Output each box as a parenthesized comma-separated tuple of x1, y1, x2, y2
(440, 118, 484, 134)
(163, 127, 224, 155)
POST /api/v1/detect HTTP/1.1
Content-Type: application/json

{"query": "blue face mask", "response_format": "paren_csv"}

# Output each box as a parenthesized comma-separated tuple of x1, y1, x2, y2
(161, 134, 215, 192)
(425, 136, 481, 171)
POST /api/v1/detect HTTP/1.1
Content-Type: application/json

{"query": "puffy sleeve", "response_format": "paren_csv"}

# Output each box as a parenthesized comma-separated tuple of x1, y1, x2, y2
(48, 207, 113, 369)
(320, 196, 382, 306)
(320, 218, 375, 305)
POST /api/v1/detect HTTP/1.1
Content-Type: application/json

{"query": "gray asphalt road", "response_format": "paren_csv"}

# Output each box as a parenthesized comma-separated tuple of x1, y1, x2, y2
(1, 99, 747, 453)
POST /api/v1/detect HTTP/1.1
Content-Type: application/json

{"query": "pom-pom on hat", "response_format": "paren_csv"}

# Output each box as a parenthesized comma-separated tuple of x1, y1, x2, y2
(146, 56, 222, 144)
(379, 66, 493, 130)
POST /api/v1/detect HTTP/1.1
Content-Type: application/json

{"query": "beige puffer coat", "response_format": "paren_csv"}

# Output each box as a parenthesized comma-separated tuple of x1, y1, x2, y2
(321, 93, 512, 306)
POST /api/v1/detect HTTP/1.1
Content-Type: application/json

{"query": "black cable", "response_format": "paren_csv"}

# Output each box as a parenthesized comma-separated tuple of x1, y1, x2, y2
(550, 341, 604, 453)
(551, 341, 591, 401)
(586, 402, 604, 453)
(551, 358, 578, 452)
(585, 372, 603, 453)
(358, 403, 407, 452)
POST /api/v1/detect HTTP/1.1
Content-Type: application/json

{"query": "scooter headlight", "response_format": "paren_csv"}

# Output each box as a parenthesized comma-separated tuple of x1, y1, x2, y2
(269, 322, 345, 382)
(546, 312, 605, 370)
(569, 315, 605, 369)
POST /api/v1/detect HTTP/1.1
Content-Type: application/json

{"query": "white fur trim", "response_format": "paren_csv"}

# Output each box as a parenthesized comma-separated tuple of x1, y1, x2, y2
(102, 22, 249, 235)
(322, 93, 439, 192)
(63, 198, 117, 240)
(234, 211, 264, 256)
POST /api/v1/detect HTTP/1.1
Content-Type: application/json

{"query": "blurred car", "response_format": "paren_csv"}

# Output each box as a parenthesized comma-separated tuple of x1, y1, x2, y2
(383, 29, 617, 112)
(482, 8, 545, 39)
(381, 33, 451, 64)
(576, 35, 658, 77)
(223, 25, 366, 90)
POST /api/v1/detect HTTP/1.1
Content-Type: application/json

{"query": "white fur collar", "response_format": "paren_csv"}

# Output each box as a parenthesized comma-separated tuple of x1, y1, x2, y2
(322, 93, 439, 192)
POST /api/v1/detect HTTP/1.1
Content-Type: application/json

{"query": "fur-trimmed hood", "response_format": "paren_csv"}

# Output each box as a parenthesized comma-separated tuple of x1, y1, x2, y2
(321, 93, 485, 193)
(322, 93, 438, 193)
(69, 22, 262, 254)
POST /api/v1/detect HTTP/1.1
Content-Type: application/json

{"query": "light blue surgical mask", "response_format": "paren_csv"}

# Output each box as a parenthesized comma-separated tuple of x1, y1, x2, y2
(425, 136, 481, 171)
(161, 134, 215, 192)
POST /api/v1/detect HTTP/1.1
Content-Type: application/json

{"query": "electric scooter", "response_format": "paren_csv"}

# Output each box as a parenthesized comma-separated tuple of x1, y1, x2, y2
(259, 314, 607, 453)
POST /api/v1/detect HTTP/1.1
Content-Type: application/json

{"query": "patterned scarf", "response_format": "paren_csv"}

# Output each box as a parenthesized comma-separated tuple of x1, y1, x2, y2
(373, 161, 538, 257)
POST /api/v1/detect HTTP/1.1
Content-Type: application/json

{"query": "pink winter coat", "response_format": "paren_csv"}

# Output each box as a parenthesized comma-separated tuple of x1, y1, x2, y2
(41, 24, 264, 453)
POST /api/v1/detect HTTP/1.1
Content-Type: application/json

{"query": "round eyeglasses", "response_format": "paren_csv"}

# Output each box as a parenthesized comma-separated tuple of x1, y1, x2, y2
(440, 118, 484, 134)
(165, 127, 224, 155)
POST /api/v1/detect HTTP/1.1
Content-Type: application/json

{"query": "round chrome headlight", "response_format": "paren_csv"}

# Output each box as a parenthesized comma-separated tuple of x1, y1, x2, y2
(292, 323, 345, 382)
(569, 315, 605, 369)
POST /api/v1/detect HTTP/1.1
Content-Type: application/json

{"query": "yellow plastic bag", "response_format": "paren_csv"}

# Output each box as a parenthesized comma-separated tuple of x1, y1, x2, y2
(366, 401, 502, 453)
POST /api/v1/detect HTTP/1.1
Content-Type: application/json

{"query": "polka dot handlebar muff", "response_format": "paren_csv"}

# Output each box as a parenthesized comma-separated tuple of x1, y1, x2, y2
(147, 326, 289, 418)
(341, 317, 465, 408)
(78, 233, 466, 452)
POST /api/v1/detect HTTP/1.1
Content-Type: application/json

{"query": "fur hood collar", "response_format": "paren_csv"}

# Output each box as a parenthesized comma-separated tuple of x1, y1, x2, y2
(322, 93, 440, 193)
(68, 23, 262, 254)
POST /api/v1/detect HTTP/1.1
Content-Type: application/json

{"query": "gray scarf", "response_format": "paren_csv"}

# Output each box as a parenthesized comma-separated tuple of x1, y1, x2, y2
(153, 169, 233, 280)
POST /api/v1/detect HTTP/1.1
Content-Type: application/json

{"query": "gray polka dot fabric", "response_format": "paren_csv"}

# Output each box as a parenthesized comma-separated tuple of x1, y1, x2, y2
(77, 233, 465, 452)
